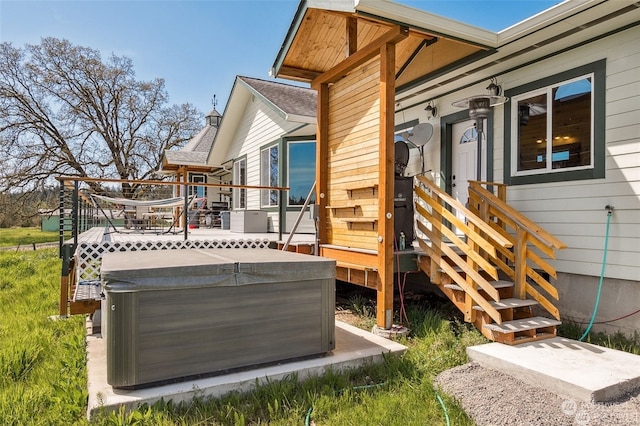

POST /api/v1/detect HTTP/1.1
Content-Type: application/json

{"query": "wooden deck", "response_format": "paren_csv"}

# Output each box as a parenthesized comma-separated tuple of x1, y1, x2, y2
(59, 226, 317, 317)
(74, 225, 316, 245)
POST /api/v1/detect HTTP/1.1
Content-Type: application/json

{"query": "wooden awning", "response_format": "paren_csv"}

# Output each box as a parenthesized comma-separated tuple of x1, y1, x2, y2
(271, 2, 492, 90)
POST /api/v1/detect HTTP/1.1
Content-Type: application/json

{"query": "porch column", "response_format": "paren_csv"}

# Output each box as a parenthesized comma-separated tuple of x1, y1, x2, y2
(376, 41, 395, 330)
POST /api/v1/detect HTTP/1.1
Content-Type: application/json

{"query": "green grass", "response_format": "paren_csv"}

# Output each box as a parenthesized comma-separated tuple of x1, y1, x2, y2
(559, 323, 640, 355)
(2, 248, 639, 425)
(0, 249, 87, 425)
(0, 227, 59, 247)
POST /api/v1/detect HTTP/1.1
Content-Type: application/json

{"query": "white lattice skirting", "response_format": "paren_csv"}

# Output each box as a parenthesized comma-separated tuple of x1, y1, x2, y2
(75, 239, 271, 281)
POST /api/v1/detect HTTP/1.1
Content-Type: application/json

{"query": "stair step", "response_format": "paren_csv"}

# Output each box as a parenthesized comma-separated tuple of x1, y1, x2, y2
(483, 316, 561, 333)
(444, 279, 514, 292)
(473, 298, 538, 311)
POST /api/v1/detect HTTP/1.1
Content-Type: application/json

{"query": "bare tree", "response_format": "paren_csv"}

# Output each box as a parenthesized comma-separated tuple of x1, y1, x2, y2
(0, 37, 201, 198)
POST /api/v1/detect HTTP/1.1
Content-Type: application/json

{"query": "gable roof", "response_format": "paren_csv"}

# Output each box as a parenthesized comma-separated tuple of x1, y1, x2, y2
(237, 76, 317, 122)
(206, 76, 317, 167)
(162, 109, 222, 169)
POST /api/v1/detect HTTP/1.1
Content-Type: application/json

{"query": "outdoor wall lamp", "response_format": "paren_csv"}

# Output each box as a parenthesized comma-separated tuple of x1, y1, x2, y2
(451, 77, 509, 180)
(424, 102, 438, 119)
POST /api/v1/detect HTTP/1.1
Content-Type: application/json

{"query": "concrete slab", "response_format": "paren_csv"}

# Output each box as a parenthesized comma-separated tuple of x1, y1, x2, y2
(87, 320, 406, 419)
(467, 337, 640, 402)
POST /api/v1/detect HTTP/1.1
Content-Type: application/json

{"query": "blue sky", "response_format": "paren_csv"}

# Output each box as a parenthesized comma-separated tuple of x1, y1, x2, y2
(0, 0, 561, 116)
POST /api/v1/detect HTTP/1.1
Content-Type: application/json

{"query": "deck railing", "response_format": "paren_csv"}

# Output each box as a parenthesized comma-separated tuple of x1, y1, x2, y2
(56, 176, 291, 317)
(468, 181, 566, 320)
(56, 176, 291, 256)
(414, 175, 513, 324)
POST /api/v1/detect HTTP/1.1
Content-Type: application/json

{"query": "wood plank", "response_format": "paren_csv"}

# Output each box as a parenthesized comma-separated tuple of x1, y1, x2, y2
(525, 283, 561, 320)
(416, 176, 512, 248)
(418, 237, 502, 321)
(483, 316, 561, 333)
(417, 220, 501, 302)
(312, 25, 408, 86)
(320, 245, 378, 268)
(416, 188, 500, 259)
(416, 202, 499, 279)
(473, 298, 538, 311)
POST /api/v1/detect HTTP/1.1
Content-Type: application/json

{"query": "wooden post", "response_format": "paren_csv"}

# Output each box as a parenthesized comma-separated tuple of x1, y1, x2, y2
(376, 41, 395, 330)
(514, 226, 528, 299)
(465, 221, 478, 322)
(315, 83, 329, 246)
(346, 17, 357, 57)
(430, 192, 442, 285)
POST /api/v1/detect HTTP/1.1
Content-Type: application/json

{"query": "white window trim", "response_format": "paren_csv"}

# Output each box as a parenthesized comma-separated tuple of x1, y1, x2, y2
(260, 145, 279, 208)
(232, 158, 246, 210)
(510, 73, 595, 178)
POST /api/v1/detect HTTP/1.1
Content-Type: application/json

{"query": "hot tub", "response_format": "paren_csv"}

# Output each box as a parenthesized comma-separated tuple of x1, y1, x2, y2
(100, 248, 335, 389)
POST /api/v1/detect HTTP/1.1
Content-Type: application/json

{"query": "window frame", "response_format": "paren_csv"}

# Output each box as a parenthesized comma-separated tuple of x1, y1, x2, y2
(232, 157, 246, 210)
(286, 139, 316, 207)
(504, 59, 606, 185)
(260, 143, 279, 208)
(188, 173, 207, 199)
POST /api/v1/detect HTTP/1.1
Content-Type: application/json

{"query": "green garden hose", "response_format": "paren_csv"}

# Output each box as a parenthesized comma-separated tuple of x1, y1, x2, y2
(579, 207, 613, 342)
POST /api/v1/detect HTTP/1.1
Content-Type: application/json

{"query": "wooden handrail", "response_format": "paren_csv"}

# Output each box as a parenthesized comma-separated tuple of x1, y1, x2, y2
(414, 176, 507, 324)
(468, 181, 566, 250)
(416, 176, 512, 249)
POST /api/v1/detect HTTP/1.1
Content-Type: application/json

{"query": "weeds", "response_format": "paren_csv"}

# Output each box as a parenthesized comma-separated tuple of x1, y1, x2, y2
(2, 245, 638, 425)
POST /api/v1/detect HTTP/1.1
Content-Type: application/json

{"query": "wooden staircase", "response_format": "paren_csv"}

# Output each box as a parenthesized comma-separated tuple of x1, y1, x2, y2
(414, 176, 566, 345)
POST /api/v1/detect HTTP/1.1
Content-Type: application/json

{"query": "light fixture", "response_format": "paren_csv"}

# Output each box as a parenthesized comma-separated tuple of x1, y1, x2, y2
(424, 102, 438, 119)
(451, 77, 509, 180)
(451, 77, 508, 120)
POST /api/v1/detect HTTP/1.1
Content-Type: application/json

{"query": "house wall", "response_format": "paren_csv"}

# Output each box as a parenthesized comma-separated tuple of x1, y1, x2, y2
(498, 26, 640, 284)
(500, 26, 640, 336)
(396, 25, 640, 336)
(224, 93, 316, 235)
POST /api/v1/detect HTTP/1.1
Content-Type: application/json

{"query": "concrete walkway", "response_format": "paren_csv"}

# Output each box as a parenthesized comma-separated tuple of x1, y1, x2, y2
(467, 337, 640, 402)
(86, 320, 407, 419)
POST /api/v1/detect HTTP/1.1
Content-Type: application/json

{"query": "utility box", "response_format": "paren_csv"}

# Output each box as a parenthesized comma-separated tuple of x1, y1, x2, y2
(101, 248, 335, 389)
(230, 210, 267, 233)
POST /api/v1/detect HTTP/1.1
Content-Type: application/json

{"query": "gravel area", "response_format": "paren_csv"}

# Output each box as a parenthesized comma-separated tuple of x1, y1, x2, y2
(435, 363, 640, 426)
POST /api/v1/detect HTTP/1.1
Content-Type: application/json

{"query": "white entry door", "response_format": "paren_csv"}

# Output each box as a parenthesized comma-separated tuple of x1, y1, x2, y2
(452, 120, 476, 207)
(451, 119, 486, 231)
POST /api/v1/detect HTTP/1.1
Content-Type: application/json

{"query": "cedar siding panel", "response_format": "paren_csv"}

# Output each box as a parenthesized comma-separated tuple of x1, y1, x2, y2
(327, 57, 380, 251)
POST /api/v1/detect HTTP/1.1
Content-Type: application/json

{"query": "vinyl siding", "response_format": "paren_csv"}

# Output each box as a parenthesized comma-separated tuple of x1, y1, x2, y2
(500, 26, 640, 281)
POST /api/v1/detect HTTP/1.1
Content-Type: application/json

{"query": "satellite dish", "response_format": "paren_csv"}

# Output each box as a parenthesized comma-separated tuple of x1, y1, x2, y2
(407, 123, 434, 147)
(394, 140, 410, 175)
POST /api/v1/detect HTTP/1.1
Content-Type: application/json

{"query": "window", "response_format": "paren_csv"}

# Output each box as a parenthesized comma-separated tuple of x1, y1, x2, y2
(189, 174, 206, 199)
(260, 145, 279, 207)
(232, 158, 246, 209)
(460, 126, 478, 144)
(287, 141, 315, 206)
(504, 60, 605, 185)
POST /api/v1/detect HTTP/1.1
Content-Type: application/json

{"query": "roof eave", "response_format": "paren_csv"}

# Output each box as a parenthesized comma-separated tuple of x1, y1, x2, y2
(354, 0, 498, 47)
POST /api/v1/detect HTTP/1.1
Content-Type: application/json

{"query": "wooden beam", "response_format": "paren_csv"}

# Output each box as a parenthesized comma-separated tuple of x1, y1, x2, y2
(376, 41, 396, 330)
(316, 83, 329, 245)
(346, 17, 357, 57)
(320, 246, 378, 269)
(312, 25, 408, 87)
(277, 65, 322, 83)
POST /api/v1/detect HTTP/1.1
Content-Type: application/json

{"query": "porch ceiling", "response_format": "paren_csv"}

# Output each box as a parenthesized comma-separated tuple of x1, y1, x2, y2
(272, 6, 488, 86)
